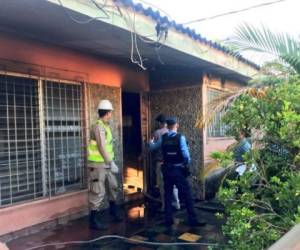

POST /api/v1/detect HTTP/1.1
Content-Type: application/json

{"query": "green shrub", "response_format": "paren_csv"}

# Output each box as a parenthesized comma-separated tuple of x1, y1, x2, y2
(210, 151, 234, 168)
(216, 79, 300, 250)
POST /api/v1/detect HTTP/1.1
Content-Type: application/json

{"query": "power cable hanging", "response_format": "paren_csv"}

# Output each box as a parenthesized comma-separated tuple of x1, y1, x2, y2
(122, 1, 169, 65)
(92, 0, 108, 9)
(57, 0, 148, 70)
(90, 0, 110, 18)
(57, 0, 110, 24)
(131, 12, 147, 70)
(58, 0, 277, 69)
(120, 4, 148, 70)
(56, 0, 187, 69)
(182, 0, 288, 25)
(131, 0, 288, 65)
(117, 0, 168, 69)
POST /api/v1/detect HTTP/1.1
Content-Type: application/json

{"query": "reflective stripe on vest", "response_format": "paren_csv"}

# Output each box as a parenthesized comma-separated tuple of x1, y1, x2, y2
(87, 119, 114, 162)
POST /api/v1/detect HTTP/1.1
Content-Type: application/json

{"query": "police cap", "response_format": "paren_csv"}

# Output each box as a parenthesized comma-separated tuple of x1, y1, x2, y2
(166, 117, 178, 126)
(155, 114, 166, 123)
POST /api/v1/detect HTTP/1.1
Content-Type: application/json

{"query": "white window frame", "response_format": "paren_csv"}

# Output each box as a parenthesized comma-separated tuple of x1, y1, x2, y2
(207, 87, 229, 138)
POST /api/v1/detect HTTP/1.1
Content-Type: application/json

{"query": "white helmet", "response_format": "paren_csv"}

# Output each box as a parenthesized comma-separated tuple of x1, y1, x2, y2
(97, 100, 114, 110)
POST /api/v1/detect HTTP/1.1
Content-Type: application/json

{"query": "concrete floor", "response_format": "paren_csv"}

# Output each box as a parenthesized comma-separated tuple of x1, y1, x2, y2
(7, 200, 226, 250)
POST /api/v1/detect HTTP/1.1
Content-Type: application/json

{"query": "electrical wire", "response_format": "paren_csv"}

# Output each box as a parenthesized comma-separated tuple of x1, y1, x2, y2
(155, 46, 165, 65)
(112, 0, 168, 67)
(182, 0, 288, 25)
(132, 12, 147, 70)
(59, 0, 269, 69)
(125, 3, 168, 65)
(57, 0, 148, 69)
(57, 0, 110, 24)
(57, 0, 167, 69)
(24, 234, 225, 250)
(92, 0, 108, 9)
(90, 0, 110, 19)
(120, 4, 148, 70)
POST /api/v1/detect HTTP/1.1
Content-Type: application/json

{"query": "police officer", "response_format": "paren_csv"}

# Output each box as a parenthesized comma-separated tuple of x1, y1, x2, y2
(151, 114, 180, 211)
(151, 117, 205, 227)
(87, 100, 122, 230)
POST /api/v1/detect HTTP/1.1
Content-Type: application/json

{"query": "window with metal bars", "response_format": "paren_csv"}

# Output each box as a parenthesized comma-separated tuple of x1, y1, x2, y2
(207, 88, 228, 137)
(44, 80, 85, 195)
(0, 74, 85, 207)
(0, 75, 43, 206)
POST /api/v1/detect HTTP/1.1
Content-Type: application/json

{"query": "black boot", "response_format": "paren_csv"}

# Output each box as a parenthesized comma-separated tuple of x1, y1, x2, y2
(109, 201, 123, 222)
(189, 218, 207, 227)
(89, 210, 108, 230)
(165, 218, 174, 227)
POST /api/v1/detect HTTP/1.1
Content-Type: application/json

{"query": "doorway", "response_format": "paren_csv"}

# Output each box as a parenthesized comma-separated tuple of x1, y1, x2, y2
(122, 92, 143, 196)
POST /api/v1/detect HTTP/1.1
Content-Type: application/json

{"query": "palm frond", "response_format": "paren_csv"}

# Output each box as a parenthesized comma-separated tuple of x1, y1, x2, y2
(197, 24, 297, 129)
(196, 86, 269, 129)
(229, 24, 300, 74)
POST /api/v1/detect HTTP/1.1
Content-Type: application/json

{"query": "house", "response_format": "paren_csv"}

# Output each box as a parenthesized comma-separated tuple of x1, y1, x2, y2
(0, 0, 259, 239)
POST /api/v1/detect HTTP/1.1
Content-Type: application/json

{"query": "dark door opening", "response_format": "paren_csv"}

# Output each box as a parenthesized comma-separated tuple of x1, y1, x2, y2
(122, 92, 143, 195)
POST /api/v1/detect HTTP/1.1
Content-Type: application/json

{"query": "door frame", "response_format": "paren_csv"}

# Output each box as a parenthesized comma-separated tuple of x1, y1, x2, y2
(121, 91, 150, 200)
(140, 92, 151, 195)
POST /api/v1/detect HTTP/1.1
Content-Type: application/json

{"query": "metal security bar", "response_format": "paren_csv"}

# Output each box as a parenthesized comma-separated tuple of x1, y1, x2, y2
(0, 73, 86, 207)
(0, 74, 43, 206)
(43, 80, 85, 196)
(207, 88, 228, 137)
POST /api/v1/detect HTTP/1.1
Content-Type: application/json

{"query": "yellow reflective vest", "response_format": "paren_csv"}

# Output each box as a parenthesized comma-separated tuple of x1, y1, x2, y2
(87, 119, 114, 162)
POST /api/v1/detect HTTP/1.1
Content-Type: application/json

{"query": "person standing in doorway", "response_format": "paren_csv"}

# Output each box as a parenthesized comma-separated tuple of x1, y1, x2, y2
(150, 117, 205, 227)
(87, 100, 122, 230)
(151, 114, 180, 211)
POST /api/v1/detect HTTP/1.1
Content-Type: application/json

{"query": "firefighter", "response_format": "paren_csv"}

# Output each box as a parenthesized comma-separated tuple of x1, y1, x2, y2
(87, 100, 122, 230)
(150, 117, 206, 227)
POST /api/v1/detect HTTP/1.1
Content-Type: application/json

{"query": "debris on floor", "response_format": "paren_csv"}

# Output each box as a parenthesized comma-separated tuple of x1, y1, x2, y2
(6, 200, 226, 250)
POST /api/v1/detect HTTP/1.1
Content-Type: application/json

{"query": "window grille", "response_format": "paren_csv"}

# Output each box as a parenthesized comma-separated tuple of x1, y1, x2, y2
(0, 75, 43, 206)
(43, 80, 85, 196)
(0, 74, 85, 207)
(207, 88, 228, 137)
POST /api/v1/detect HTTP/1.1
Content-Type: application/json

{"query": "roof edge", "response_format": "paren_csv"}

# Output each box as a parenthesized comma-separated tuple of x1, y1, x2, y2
(116, 0, 260, 70)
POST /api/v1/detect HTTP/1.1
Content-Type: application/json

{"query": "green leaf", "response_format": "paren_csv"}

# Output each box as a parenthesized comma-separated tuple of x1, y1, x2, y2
(229, 24, 300, 74)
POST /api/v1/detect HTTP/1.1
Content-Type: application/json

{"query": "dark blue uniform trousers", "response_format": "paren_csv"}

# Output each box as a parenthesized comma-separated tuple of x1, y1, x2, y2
(162, 166, 197, 225)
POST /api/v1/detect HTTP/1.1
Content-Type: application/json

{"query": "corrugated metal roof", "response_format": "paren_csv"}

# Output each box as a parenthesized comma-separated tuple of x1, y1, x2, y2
(116, 0, 260, 70)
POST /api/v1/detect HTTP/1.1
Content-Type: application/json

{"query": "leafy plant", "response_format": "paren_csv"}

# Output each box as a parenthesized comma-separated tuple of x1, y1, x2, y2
(230, 24, 300, 74)
(197, 24, 300, 249)
(216, 79, 300, 250)
(196, 25, 300, 130)
(210, 151, 234, 168)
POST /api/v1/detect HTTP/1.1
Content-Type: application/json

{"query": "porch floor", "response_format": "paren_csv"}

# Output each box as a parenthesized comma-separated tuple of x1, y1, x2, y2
(7, 200, 226, 250)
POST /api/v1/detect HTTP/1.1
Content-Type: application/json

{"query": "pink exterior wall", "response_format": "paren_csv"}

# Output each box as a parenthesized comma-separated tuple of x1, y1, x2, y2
(0, 33, 149, 236)
(0, 191, 88, 236)
(203, 74, 241, 163)
(204, 138, 236, 162)
(0, 33, 148, 89)
(0, 33, 246, 236)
